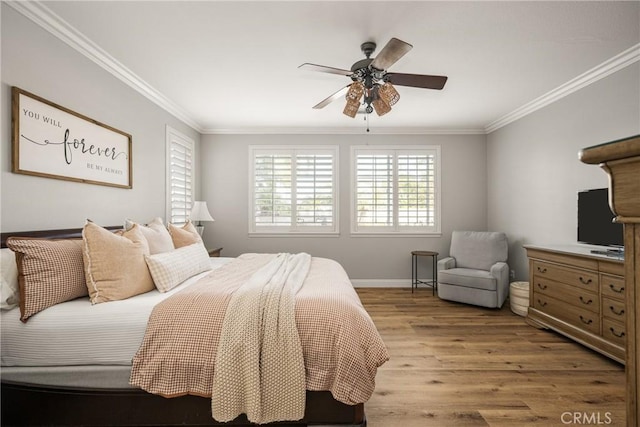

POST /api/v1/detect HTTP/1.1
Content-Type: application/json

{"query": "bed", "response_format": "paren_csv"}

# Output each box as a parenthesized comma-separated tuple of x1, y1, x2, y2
(0, 226, 388, 427)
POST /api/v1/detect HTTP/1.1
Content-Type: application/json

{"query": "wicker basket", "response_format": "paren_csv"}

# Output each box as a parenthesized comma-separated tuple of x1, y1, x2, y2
(510, 281, 529, 316)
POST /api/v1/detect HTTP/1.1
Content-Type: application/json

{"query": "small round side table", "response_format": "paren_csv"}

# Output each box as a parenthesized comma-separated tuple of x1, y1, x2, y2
(411, 250, 439, 295)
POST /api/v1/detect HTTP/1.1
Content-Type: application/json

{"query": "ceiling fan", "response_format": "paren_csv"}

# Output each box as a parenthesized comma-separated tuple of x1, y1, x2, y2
(299, 37, 448, 118)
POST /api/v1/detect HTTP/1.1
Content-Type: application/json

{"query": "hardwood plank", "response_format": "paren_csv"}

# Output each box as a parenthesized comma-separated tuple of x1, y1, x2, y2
(357, 288, 625, 427)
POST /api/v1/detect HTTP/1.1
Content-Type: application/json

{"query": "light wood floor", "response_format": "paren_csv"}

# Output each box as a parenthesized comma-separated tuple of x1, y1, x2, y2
(356, 288, 625, 427)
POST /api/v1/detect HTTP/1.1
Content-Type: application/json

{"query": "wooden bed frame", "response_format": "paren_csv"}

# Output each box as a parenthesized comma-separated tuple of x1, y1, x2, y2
(0, 227, 367, 427)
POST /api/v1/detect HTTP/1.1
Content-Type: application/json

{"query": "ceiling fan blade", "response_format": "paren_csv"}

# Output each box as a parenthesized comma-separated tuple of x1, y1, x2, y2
(370, 38, 413, 71)
(313, 85, 351, 109)
(386, 73, 448, 90)
(299, 63, 352, 76)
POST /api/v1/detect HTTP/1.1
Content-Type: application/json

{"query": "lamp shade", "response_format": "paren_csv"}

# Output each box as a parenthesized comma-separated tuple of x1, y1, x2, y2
(190, 201, 215, 222)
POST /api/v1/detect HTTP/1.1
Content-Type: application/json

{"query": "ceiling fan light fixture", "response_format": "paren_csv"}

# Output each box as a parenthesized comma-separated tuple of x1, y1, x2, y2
(345, 82, 364, 103)
(343, 82, 365, 118)
(372, 98, 391, 116)
(379, 82, 400, 106)
(343, 100, 360, 118)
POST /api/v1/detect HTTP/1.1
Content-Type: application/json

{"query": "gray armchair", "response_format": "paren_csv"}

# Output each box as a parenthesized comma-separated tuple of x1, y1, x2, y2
(437, 231, 509, 308)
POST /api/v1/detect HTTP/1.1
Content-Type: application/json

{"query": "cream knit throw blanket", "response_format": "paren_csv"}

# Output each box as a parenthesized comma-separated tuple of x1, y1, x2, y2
(211, 253, 310, 424)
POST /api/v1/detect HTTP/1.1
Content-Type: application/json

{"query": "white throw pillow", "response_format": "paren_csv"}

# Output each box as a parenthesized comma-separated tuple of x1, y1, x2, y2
(125, 217, 174, 254)
(1, 248, 19, 310)
(145, 243, 212, 293)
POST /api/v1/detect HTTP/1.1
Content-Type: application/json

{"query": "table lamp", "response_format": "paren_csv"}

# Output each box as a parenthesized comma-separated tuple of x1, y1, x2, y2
(189, 201, 215, 236)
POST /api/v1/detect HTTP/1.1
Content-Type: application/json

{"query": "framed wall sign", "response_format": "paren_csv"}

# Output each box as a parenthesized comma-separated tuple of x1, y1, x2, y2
(11, 87, 132, 189)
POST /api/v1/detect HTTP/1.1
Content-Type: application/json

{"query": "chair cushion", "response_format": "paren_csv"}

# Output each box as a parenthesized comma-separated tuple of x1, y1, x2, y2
(450, 231, 508, 271)
(438, 268, 497, 291)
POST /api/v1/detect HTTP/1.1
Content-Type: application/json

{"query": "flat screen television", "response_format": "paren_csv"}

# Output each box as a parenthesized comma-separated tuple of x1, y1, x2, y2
(577, 188, 624, 248)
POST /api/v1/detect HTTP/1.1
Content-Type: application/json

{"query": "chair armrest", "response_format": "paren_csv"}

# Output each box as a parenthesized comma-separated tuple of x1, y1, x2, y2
(437, 257, 456, 272)
(490, 262, 509, 278)
(491, 262, 510, 306)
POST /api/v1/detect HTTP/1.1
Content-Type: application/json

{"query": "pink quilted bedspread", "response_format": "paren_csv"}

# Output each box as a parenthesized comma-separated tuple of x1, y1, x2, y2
(130, 253, 389, 405)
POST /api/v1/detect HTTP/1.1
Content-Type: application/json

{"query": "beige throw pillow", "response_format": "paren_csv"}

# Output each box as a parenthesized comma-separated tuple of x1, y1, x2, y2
(145, 243, 212, 292)
(168, 221, 203, 248)
(6, 238, 86, 322)
(125, 217, 174, 254)
(82, 222, 154, 304)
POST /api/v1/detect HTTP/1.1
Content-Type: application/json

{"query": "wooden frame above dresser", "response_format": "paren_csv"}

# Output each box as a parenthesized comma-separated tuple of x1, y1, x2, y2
(524, 245, 625, 364)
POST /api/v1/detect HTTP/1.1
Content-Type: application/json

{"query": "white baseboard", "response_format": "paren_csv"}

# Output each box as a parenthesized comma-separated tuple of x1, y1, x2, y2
(350, 278, 435, 288)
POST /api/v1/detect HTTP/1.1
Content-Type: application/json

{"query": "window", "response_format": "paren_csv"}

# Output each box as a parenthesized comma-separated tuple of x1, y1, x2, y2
(166, 126, 195, 224)
(249, 146, 338, 235)
(351, 145, 440, 235)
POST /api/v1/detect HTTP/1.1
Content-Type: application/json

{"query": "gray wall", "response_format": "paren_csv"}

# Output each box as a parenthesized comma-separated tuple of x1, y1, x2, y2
(201, 133, 487, 282)
(487, 63, 640, 281)
(1, 4, 200, 232)
(5, 1, 637, 284)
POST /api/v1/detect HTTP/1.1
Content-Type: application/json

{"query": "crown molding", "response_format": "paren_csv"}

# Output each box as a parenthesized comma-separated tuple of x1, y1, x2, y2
(6, 0, 204, 133)
(9, 1, 638, 137)
(485, 43, 640, 134)
(201, 126, 486, 135)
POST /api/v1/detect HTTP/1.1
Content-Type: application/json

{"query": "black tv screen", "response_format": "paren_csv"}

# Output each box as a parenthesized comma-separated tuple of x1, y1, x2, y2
(577, 188, 623, 247)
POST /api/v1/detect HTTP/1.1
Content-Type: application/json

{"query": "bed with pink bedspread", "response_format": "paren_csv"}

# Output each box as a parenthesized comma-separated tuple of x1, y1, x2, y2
(1, 227, 388, 427)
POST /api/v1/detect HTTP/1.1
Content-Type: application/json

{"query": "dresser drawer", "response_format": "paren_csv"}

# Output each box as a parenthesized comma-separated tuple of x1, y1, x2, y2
(533, 277, 599, 313)
(599, 260, 624, 276)
(532, 261, 598, 292)
(602, 318, 626, 347)
(603, 297, 626, 323)
(601, 274, 625, 300)
(533, 294, 600, 335)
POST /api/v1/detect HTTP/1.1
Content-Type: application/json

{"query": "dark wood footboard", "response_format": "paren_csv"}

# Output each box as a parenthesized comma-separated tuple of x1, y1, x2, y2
(1, 382, 365, 427)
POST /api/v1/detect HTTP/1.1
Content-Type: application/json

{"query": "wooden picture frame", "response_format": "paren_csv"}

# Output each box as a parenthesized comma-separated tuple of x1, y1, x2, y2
(11, 87, 132, 189)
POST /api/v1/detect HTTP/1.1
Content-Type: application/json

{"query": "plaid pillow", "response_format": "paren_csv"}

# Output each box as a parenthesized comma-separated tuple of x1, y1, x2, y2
(6, 237, 86, 322)
(145, 243, 212, 292)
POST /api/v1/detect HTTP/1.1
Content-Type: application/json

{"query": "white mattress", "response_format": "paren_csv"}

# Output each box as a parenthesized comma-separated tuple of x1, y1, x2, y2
(1, 257, 233, 367)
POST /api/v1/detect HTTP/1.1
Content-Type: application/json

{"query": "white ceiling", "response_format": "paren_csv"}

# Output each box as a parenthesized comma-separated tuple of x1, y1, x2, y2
(25, 1, 640, 133)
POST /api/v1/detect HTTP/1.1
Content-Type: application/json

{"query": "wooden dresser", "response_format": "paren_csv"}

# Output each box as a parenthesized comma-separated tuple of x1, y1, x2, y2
(580, 134, 640, 426)
(525, 245, 625, 363)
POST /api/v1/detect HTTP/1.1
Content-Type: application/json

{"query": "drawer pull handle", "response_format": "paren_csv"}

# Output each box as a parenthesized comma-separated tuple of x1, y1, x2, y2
(579, 296, 593, 305)
(537, 299, 547, 307)
(610, 306, 625, 316)
(537, 283, 547, 290)
(579, 315, 593, 325)
(610, 328, 626, 338)
(579, 277, 593, 285)
(609, 284, 625, 294)
(537, 267, 547, 273)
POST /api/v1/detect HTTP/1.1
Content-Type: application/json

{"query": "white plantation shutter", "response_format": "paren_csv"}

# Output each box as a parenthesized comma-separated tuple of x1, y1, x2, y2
(398, 153, 435, 227)
(352, 146, 440, 234)
(296, 153, 334, 227)
(254, 152, 292, 227)
(355, 153, 394, 228)
(166, 127, 194, 225)
(250, 146, 338, 234)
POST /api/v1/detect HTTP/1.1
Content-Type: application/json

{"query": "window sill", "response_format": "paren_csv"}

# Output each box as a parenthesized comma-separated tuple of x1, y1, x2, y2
(350, 232, 442, 238)
(249, 232, 340, 238)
